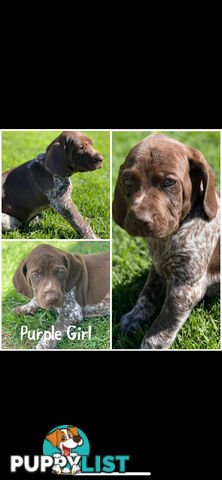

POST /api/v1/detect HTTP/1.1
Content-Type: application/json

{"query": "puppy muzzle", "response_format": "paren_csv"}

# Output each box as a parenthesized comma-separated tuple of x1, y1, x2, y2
(88, 153, 103, 169)
(38, 291, 64, 309)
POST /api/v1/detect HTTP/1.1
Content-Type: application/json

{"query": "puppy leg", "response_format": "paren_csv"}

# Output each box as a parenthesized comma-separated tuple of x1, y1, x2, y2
(120, 265, 166, 331)
(14, 297, 40, 316)
(49, 194, 97, 239)
(141, 282, 205, 349)
(2, 213, 22, 231)
(83, 294, 110, 318)
(36, 291, 83, 349)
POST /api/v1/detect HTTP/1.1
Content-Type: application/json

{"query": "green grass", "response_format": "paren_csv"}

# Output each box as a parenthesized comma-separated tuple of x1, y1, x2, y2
(2, 131, 110, 239)
(112, 131, 220, 350)
(2, 240, 110, 350)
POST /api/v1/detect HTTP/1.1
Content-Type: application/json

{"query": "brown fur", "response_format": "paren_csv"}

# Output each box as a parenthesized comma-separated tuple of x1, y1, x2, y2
(13, 244, 110, 310)
(113, 134, 218, 239)
(113, 134, 220, 349)
(208, 238, 220, 276)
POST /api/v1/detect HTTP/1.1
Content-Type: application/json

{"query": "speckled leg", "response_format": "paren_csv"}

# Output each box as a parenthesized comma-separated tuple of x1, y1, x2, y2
(46, 177, 97, 239)
(50, 194, 97, 239)
(56, 197, 97, 239)
(120, 266, 166, 331)
(36, 290, 83, 349)
(141, 282, 206, 349)
(83, 294, 110, 318)
(14, 297, 40, 316)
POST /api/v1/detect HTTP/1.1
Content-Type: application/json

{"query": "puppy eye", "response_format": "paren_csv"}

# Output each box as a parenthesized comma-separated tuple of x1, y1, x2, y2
(122, 177, 133, 186)
(78, 145, 84, 151)
(162, 179, 176, 188)
(31, 272, 39, 279)
(56, 270, 65, 277)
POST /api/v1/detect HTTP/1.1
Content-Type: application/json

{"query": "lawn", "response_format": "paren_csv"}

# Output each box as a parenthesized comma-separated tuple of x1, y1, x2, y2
(2, 240, 110, 350)
(2, 131, 110, 239)
(112, 131, 220, 350)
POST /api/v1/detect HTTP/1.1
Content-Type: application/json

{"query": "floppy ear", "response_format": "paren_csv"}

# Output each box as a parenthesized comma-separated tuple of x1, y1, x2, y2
(13, 257, 33, 298)
(112, 166, 128, 229)
(63, 252, 84, 292)
(45, 138, 68, 177)
(46, 429, 59, 447)
(67, 426, 79, 436)
(186, 145, 218, 220)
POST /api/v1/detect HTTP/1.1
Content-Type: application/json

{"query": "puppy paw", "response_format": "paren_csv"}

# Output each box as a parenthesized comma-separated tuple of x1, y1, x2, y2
(14, 299, 39, 316)
(140, 336, 169, 350)
(120, 310, 144, 332)
(85, 232, 97, 240)
(35, 342, 45, 350)
(140, 338, 152, 349)
(14, 305, 28, 316)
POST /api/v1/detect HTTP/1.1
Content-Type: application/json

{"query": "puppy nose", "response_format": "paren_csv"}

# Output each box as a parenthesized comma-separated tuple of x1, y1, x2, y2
(131, 211, 153, 227)
(92, 154, 103, 163)
(44, 292, 59, 306)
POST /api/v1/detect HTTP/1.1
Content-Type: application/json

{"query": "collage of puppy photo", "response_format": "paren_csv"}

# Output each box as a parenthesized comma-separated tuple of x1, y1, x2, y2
(1, 130, 220, 350)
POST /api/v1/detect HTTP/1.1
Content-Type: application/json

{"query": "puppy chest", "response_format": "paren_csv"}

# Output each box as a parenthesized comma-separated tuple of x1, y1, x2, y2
(61, 289, 83, 323)
(146, 237, 172, 278)
(46, 177, 72, 203)
(146, 213, 220, 282)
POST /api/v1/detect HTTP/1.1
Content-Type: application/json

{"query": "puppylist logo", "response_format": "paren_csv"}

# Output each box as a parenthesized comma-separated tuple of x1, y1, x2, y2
(10, 424, 151, 476)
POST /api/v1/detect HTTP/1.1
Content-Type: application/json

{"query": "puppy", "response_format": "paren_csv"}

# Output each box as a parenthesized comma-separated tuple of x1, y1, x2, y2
(2, 131, 103, 238)
(113, 134, 220, 349)
(13, 244, 110, 349)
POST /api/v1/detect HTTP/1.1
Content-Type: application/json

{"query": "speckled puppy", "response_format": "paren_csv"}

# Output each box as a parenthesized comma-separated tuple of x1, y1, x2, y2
(13, 244, 110, 349)
(2, 131, 104, 238)
(113, 134, 220, 349)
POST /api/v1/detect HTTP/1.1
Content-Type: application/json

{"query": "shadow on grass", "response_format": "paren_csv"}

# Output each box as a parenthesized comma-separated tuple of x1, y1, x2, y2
(2, 211, 85, 240)
(112, 269, 151, 350)
(2, 210, 108, 240)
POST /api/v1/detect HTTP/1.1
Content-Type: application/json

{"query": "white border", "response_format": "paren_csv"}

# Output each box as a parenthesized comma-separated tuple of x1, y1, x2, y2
(110, 131, 113, 350)
(0, 130, 2, 350)
(0, 129, 221, 352)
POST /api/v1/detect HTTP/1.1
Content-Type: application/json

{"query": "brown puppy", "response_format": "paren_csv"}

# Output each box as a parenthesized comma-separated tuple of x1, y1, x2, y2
(13, 244, 110, 349)
(113, 134, 217, 237)
(113, 134, 220, 349)
(2, 131, 103, 238)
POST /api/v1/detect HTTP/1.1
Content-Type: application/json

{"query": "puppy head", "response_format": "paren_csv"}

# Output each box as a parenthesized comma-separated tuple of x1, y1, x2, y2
(13, 244, 84, 309)
(113, 134, 217, 239)
(45, 131, 103, 177)
(46, 426, 83, 456)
